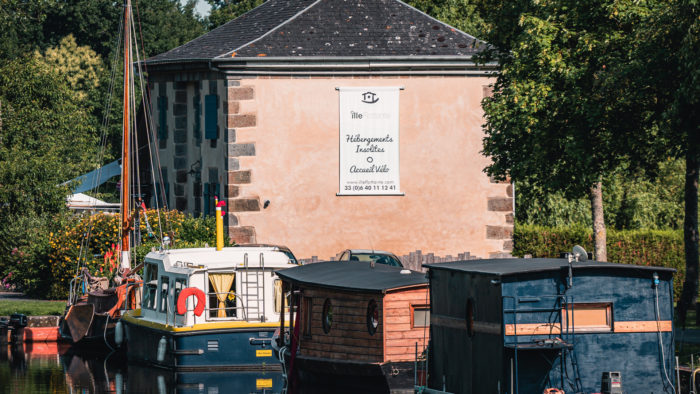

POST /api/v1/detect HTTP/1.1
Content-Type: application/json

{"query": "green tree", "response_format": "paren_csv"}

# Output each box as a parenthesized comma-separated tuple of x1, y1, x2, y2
(517, 159, 688, 230)
(621, 0, 700, 325)
(0, 0, 56, 60)
(41, 0, 204, 60)
(0, 58, 98, 295)
(404, 0, 485, 37)
(476, 0, 661, 262)
(206, 0, 264, 29)
(34, 35, 105, 101)
(132, 0, 205, 57)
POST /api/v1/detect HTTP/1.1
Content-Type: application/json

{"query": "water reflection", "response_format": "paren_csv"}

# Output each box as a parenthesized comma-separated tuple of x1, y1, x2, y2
(0, 344, 284, 394)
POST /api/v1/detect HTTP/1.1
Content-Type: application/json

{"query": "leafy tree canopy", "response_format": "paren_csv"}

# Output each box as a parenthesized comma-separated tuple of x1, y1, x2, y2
(206, 0, 263, 29)
(404, 0, 485, 38)
(0, 0, 56, 59)
(34, 35, 105, 101)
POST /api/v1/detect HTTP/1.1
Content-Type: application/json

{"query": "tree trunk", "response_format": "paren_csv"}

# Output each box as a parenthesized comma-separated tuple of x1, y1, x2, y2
(678, 143, 699, 327)
(590, 181, 607, 262)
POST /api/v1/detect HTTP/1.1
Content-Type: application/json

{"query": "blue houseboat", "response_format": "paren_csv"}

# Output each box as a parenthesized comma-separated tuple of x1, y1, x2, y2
(120, 245, 299, 371)
(424, 253, 676, 394)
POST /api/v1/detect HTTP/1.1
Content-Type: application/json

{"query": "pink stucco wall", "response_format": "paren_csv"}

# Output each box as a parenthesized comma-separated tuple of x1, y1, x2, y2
(231, 76, 510, 261)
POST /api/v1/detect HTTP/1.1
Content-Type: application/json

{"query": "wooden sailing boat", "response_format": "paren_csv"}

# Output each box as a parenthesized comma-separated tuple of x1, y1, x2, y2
(59, 0, 144, 347)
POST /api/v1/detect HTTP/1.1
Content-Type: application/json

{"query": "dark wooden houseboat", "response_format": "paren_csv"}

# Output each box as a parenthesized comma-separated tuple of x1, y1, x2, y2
(275, 261, 430, 393)
(424, 255, 676, 394)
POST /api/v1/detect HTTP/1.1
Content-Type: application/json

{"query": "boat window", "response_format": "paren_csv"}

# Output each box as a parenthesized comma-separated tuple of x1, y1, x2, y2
(322, 298, 333, 334)
(159, 276, 169, 313)
(412, 304, 430, 329)
(338, 251, 349, 261)
(174, 278, 186, 315)
(302, 297, 312, 338)
(367, 299, 379, 335)
(142, 263, 158, 310)
(281, 250, 299, 265)
(562, 303, 612, 333)
(208, 273, 236, 318)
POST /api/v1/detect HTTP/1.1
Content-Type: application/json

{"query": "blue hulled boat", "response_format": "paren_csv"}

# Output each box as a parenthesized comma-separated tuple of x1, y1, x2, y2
(120, 245, 299, 371)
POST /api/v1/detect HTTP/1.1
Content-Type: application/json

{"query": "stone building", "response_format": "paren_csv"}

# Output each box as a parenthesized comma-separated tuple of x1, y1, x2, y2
(144, 0, 513, 265)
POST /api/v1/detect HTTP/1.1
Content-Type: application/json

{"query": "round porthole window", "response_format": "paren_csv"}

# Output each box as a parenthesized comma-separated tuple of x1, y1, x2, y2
(367, 300, 379, 335)
(322, 298, 333, 333)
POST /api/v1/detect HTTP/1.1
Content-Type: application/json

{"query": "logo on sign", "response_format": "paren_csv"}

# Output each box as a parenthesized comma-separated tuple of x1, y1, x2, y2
(361, 91, 379, 104)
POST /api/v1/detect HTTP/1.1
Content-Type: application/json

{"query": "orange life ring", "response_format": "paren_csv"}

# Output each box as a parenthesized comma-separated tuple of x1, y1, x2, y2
(177, 287, 206, 316)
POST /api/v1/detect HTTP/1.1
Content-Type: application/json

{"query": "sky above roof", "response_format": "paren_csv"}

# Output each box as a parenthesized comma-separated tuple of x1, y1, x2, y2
(180, 0, 211, 17)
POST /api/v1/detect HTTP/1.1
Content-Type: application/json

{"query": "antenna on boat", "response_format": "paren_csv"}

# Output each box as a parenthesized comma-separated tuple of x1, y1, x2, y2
(572, 245, 588, 262)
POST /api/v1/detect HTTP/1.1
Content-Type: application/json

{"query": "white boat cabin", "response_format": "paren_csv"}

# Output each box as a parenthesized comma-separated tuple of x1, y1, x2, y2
(140, 246, 299, 327)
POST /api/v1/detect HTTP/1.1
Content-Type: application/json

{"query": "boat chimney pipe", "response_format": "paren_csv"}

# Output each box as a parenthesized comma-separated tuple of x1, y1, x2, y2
(215, 197, 225, 251)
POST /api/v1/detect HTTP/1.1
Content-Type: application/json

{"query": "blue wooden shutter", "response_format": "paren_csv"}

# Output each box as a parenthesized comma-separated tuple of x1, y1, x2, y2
(204, 94, 217, 140)
(158, 96, 168, 140)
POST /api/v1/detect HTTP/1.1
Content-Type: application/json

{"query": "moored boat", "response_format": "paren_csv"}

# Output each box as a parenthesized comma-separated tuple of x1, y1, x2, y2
(59, 0, 147, 348)
(273, 261, 430, 393)
(121, 244, 299, 371)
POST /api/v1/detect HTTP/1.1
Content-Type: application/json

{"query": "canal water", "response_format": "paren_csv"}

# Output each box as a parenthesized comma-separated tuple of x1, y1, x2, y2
(0, 343, 385, 394)
(1, 342, 288, 394)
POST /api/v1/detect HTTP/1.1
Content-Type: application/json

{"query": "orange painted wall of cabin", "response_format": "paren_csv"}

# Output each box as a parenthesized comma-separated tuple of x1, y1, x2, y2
(383, 287, 430, 363)
(299, 288, 384, 362)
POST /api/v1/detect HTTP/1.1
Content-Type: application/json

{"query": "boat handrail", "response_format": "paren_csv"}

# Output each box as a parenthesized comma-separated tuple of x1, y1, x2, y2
(120, 280, 143, 314)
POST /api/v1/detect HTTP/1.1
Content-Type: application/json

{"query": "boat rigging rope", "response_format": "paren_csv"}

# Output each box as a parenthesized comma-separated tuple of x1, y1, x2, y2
(71, 10, 125, 299)
(131, 3, 171, 244)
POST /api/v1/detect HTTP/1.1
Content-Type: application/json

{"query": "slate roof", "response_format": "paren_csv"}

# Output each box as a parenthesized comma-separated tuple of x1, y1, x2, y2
(275, 261, 428, 293)
(147, 0, 485, 64)
(424, 258, 676, 277)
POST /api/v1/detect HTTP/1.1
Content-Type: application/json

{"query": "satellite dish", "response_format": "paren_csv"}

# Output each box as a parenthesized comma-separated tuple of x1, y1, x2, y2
(572, 245, 588, 262)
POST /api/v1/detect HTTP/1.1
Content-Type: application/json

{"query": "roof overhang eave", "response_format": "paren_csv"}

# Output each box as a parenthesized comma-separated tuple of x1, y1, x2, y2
(211, 55, 498, 74)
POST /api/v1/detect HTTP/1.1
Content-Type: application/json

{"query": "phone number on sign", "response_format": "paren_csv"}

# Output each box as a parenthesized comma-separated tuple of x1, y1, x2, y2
(344, 185, 397, 191)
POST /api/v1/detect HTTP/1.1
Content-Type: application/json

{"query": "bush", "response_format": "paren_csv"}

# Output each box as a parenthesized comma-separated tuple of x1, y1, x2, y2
(514, 224, 686, 299)
(41, 210, 222, 299)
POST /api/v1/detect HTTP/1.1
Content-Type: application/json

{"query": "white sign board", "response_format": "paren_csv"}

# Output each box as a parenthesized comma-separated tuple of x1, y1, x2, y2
(338, 87, 402, 195)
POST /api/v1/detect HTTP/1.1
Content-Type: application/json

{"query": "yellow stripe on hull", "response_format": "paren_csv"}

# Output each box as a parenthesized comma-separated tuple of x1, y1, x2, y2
(122, 309, 285, 332)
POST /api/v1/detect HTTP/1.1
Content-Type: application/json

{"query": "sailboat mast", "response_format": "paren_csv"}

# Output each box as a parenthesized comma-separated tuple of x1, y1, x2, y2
(120, 0, 132, 269)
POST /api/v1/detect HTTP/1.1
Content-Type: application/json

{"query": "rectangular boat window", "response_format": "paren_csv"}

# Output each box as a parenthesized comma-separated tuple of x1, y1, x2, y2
(302, 297, 312, 338)
(159, 276, 169, 313)
(142, 263, 158, 310)
(208, 272, 235, 318)
(412, 305, 430, 328)
(562, 303, 612, 332)
(174, 278, 186, 315)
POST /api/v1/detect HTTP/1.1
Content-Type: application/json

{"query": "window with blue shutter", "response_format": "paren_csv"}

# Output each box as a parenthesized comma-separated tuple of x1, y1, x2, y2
(204, 94, 218, 140)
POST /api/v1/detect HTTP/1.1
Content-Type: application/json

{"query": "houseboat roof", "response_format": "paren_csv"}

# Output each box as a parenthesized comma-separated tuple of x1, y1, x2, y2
(424, 258, 676, 277)
(276, 261, 427, 293)
(145, 245, 298, 272)
(146, 0, 487, 65)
